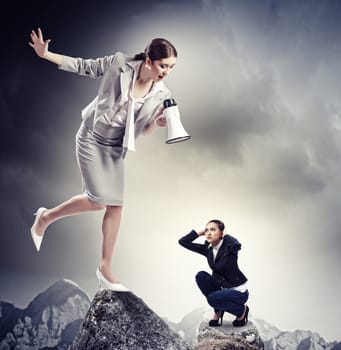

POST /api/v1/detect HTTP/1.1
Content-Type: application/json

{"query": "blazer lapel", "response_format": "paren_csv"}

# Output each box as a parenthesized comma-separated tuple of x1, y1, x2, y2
(136, 80, 170, 122)
(135, 94, 164, 122)
(119, 65, 134, 102)
(119, 63, 169, 123)
(214, 239, 227, 263)
(207, 246, 215, 267)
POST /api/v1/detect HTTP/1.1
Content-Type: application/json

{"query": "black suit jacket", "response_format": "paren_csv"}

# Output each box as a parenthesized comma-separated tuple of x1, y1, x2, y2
(178, 230, 248, 289)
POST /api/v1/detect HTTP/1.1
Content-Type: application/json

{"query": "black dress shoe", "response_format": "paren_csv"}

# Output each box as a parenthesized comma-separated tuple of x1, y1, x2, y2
(209, 311, 224, 327)
(233, 305, 249, 327)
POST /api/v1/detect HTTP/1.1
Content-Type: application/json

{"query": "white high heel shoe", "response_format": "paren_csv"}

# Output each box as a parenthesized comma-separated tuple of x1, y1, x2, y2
(30, 207, 47, 252)
(96, 267, 130, 292)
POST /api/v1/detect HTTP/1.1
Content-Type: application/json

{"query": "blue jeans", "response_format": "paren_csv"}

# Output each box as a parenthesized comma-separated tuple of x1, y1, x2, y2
(195, 271, 249, 317)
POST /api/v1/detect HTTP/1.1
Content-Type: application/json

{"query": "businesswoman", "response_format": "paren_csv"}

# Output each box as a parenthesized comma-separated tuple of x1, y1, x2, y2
(29, 28, 177, 292)
(179, 220, 249, 327)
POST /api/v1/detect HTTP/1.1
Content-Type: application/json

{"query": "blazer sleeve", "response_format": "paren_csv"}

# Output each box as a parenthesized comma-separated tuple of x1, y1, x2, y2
(178, 230, 208, 256)
(58, 53, 118, 78)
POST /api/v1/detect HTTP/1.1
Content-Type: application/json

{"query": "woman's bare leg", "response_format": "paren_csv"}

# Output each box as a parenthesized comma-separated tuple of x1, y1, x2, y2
(35, 194, 105, 236)
(99, 205, 123, 283)
(34, 197, 123, 283)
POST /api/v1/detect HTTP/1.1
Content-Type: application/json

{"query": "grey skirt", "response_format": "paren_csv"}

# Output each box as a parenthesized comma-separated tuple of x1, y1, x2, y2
(75, 122, 125, 206)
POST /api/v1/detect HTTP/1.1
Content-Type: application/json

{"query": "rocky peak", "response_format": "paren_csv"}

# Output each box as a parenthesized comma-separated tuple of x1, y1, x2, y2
(0, 279, 90, 349)
(25, 279, 90, 325)
(252, 318, 341, 350)
(70, 289, 191, 350)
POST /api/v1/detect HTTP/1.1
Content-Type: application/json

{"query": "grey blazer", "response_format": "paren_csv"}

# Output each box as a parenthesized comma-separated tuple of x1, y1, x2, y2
(58, 52, 171, 140)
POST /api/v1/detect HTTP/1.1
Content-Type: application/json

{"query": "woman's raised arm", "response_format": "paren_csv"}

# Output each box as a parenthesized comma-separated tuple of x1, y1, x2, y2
(29, 27, 63, 65)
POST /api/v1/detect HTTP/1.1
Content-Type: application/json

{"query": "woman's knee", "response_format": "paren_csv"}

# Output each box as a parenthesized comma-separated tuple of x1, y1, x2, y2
(195, 271, 211, 284)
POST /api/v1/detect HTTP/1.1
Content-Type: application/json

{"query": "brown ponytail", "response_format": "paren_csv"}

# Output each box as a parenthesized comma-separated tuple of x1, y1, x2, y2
(133, 52, 147, 60)
(134, 38, 177, 61)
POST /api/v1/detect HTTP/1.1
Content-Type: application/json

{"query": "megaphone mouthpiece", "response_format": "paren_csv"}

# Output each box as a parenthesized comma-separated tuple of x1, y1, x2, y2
(164, 98, 177, 108)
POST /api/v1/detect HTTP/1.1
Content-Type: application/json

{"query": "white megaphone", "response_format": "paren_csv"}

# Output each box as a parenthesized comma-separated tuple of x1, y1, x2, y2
(163, 99, 191, 144)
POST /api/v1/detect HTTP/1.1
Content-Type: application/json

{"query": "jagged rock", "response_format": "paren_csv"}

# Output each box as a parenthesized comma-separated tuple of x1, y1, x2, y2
(194, 319, 264, 350)
(70, 289, 191, 350)
(0, 302, 23, 341)
(0, 279, 90, 350)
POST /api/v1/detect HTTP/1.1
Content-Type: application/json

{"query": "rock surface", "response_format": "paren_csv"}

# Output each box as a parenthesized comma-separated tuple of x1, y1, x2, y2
(70, 289, 191, 350)
(194, 318, 264, 350)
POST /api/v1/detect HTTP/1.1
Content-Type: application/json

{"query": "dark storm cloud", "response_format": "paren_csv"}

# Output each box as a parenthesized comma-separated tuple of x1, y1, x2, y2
(188, 66, 278, 165)
(160, 0, 341, 200)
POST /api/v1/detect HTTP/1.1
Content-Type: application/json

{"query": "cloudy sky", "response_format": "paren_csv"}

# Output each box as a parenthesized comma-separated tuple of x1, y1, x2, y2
(1, 0, 341, 342)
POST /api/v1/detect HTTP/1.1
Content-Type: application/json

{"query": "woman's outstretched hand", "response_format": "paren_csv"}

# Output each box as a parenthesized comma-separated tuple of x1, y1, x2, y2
(29, 28, 51, 58)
